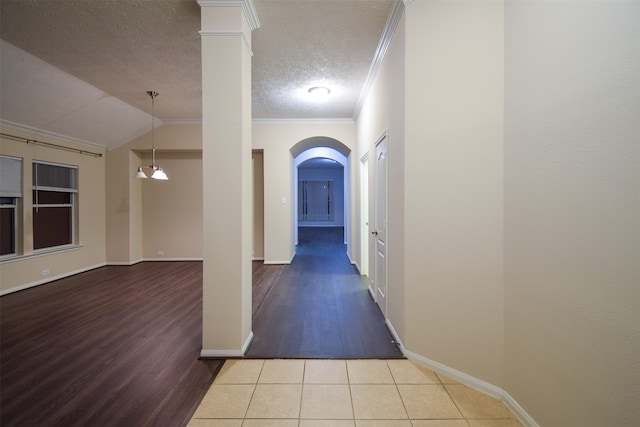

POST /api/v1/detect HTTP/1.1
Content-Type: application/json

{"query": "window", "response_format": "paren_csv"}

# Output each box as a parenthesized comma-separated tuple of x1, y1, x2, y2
(32, 161, 78, 250)
(0, 155, 22, 257)
(298, 180, 334, 221)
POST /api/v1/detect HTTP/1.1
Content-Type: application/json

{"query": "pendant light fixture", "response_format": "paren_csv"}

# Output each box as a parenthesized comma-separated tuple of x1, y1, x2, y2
(135, 90, 168, 180)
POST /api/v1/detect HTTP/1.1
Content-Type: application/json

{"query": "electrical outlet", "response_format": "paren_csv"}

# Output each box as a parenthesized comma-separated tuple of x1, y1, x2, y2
(157, 250, 164, 257)
(41, 269, 50, 276)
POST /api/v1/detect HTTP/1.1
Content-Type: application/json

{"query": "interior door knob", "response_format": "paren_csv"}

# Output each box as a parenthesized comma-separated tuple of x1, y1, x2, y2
(371, 230, 378, 236)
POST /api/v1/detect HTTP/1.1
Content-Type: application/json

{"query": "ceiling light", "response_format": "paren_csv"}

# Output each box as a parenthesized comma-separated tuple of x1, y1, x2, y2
(134, 90, 168, 180)
(308, 86, 331, 97)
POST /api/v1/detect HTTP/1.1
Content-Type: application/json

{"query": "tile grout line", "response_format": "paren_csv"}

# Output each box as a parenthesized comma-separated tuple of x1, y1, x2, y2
(433, 368, 471, 425)
(346, 360, 357, 423)
(298, 360, 306, 425)
(440, 379, 471, 426)
(244, 359, 264, 420)
(387, 359, 413, 424)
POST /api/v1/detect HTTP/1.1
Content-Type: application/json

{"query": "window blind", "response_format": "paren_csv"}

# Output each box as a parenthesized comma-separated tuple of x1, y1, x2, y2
(0, 155, 23, 197)
(32, 161, 78, 192)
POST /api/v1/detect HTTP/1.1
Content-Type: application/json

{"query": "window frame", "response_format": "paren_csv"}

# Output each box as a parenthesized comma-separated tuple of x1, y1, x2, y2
(0, 155, 23, 259)
(32, 160, 78, 252)
(0, 197, 18, 258)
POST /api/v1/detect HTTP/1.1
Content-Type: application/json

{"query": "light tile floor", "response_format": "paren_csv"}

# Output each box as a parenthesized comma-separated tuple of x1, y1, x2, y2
(188, 359, 523, 427)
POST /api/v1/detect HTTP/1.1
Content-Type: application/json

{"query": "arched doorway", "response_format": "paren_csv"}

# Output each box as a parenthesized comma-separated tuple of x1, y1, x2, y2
(293, 146, 349, 252)
(291, 137, 351, 256)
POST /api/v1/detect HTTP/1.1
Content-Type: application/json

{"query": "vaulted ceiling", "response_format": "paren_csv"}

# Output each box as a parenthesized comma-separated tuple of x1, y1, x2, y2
(0, 0, 395, 150)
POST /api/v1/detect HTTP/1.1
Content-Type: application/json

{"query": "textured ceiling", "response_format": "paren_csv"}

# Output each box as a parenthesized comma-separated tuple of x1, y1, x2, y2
(0, 0, 394, 149)
(252, 0, 393, 119)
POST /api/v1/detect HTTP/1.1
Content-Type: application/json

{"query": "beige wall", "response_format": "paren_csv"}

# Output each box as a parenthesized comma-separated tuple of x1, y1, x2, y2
(356, 2, 504, 390)
(0, 126, 106, 294)
(200, 2, 254, 355)
(105, 123, 202, 264)
(142, 152, 203, 260)
(356, 11, 406, 341)
(106, 119, 357, 270)
(105, 143, 132, 263)
(403, 0, 505, 387)
(129, 150, 143, 262)
(504, 1, 640, 426)
(356, 1, 638, 425)
(253, 150, 265, 259)
(252, 121, 356, 264)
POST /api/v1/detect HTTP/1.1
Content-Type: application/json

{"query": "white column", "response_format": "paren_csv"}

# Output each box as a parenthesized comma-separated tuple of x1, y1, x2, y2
(198, 0, 259, 356)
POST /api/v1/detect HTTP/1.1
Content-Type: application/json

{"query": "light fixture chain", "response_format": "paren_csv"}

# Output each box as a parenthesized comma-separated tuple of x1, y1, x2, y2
(147, 90, 159, 167)
(136, 90, 167, 180)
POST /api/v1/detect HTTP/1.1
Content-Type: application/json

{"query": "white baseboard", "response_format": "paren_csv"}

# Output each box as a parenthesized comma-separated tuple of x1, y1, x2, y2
(385, 318, 537, 427)
(200, 331, 254, 358)
(109, 258, 202, 265)
(106, 259, 143, 266)
(503, 391, 541, 427)
(385, 319, 406, 353)
(347, 251, 357, 266)
(404, 348, 504, 399)
(353, 261, 362, 273)
(263, 253, 295, 265)
(200, 349, 244, 358)
(403, 347, 538, 427)
(0, 262, 106, 296)
(242, 331, 254, 354)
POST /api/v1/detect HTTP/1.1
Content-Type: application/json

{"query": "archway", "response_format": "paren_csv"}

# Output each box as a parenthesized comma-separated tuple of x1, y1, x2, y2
(291, 138, 351, 255)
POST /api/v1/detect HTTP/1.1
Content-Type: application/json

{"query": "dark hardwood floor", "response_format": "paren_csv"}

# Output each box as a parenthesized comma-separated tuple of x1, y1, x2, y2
(1, 230, 401, 425)
(0, 262, 222, 427)
(246, 227, 404, 359)
(252, 261, 283, 317)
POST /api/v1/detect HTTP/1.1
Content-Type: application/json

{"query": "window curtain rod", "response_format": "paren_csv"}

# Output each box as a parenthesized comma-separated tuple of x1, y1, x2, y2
(0, 132, 103, 158)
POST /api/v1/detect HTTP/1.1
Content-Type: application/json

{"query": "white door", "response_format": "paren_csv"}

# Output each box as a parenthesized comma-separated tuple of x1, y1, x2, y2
(374, 136, 388, 317)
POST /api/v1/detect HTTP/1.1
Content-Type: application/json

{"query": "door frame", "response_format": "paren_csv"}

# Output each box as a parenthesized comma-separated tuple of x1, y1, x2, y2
(373, 131, 388, 317)
(360, 153, 370, 282)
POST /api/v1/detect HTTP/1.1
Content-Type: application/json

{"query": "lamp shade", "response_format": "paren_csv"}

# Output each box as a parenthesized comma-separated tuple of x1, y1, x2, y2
(135, 166, 148, 178)
(151, 167, 168, 180)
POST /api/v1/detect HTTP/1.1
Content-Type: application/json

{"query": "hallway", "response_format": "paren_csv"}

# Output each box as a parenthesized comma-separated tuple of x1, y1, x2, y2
(247, 227, 402, 359)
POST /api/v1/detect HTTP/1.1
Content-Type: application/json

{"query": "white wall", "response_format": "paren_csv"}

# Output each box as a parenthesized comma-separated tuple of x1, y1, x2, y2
(504, 1, 640, 426)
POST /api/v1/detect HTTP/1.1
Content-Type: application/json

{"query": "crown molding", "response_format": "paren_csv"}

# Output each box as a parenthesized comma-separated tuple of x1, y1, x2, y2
(161, 118, 356, 125)
(252, 118, 355, 125)
(353, 0, 406, 120)
(162, 119, 202, 125)
(197, 0, 261, 31)
(0, 119, 106, 151)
